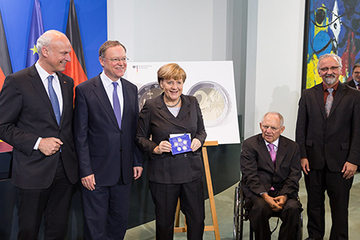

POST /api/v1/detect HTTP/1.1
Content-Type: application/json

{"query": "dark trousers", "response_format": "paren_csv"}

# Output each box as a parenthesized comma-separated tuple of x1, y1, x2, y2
(17, 158, 75, 240)
(81, 182, 132, 240)
(248, 196, 302, 240)
(305, 167, 353, 240)
(149, 178, 205, 240)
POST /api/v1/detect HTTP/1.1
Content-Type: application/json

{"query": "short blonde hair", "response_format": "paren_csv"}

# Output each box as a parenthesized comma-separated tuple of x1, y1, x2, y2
(157, 63, 186, 84)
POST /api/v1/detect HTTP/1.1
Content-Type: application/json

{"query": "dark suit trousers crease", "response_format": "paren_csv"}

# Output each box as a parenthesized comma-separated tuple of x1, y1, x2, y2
(17, 156, 75, 240)
(149, 178, 205, 240)
(248, 196, 302, 240)
(81, 183, 132, 240)
(305, 167, 353, 240)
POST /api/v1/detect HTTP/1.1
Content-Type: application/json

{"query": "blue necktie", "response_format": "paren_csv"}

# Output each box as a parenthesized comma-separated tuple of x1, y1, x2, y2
(112, 82, 122, 129)
(48, 75, 61, 125)
(325, 88, 334, 118)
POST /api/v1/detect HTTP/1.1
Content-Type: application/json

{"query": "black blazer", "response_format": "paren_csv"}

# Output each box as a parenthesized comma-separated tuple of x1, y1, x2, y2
(296, 82, 360, 171)
(136, 94, 207, 184)
(240, 134, 301, 199)
(73, 75, 142, 186)
(0, 65, 78, 189)
(344, 80, 357, 89)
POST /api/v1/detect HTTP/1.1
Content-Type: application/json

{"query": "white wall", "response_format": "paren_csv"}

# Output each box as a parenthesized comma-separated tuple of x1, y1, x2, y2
(107, 0, 306, 141)
(245, 0, 305, 140)
(107, 0, 229, 62)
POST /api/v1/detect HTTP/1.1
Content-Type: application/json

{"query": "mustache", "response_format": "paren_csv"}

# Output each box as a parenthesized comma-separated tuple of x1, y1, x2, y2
(325, 74, 335, 78)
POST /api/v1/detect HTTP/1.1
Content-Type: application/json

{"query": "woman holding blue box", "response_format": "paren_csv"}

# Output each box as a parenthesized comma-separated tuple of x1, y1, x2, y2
(136, 63, 207, 240)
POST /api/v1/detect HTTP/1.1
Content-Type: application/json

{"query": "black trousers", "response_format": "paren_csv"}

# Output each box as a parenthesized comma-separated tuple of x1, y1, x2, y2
(248, 195, 302, 240)
(305, 167, 353, 240)
(149, 178, 205, 240)
(17, 157, 75, 240)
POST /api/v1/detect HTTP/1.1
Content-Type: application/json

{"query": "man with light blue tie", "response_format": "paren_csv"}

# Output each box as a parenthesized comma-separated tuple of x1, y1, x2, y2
(0, 30, 78, 239)
(73, 40, 143, 240)
(240, 112, 302, 240)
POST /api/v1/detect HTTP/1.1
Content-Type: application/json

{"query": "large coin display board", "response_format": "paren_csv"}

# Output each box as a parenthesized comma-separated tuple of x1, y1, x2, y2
(126, 61, 240, 144)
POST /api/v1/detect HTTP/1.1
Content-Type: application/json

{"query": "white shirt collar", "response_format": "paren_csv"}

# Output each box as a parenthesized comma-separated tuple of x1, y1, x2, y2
(35, 62, 56, 82)
(100, 71, 121, 87)
(264, 137, 279, 148)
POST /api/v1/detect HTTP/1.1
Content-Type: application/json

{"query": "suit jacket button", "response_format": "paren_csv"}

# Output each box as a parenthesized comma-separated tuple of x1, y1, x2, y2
(184, 153, 187, 158)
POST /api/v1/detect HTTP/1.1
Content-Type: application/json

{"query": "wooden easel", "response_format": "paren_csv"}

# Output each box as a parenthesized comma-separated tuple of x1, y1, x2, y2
(173, 141, 220, 240)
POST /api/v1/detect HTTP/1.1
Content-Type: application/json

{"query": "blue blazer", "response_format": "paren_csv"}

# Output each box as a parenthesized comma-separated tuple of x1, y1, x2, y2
(73, 75, 142, 186)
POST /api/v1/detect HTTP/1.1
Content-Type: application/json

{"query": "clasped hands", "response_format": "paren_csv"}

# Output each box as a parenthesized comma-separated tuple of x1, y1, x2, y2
(262, 193, 287, 212)
(153, 138, 201, 154)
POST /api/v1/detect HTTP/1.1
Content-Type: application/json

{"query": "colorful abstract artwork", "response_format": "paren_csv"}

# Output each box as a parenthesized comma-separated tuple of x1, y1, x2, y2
(303, 0, 360, 88)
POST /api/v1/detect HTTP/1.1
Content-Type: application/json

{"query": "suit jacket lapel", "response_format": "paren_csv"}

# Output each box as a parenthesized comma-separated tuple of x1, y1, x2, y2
(156, 94, 187, 131)
(92, 75, 120, 129)
(28, 66, 58, 124)
(57, 73, 69, 127)
(257, 135, 275, 171)
(275, 136, 287, 170)
(328, 83, 345, 118)
(314, 83, 327, 120)
(121, 78, 131, 130)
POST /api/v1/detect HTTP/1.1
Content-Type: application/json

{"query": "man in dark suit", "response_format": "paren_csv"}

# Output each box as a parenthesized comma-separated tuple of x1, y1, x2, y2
(73, 40, 143, 240)
(241, 112, 302, 240)
(344, 63, 360, 90)
(0, 30, 78, 239)
(296, 53, 360, 240)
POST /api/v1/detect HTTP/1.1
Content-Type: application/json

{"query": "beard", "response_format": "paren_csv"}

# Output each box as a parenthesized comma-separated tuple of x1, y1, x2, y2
(324, 74, 337, 85)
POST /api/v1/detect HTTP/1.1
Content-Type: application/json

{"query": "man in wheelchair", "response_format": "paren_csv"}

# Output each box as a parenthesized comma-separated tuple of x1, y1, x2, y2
(240, 112, 302, 240)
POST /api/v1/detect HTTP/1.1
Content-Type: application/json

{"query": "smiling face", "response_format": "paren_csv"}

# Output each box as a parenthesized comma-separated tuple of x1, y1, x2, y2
(352, 66, 360, 84)
(39, 32, 71, 74)
(160, 79, 184, 104)
(99, 45, 127, 81)
(260, 113, 285, 143)
(318, 57, 341, 88)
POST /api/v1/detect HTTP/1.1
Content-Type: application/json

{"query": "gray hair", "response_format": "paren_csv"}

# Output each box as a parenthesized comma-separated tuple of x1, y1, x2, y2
(36, 30, 64, 56)
(317, 53, 342, 71)
(261, 112, 284, 127)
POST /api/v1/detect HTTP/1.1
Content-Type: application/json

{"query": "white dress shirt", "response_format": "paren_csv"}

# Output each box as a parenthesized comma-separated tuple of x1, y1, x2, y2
(100, 71, 124, 118)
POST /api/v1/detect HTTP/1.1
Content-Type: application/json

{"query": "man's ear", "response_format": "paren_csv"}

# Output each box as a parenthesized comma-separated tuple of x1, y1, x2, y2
(41, 47, 49, 58)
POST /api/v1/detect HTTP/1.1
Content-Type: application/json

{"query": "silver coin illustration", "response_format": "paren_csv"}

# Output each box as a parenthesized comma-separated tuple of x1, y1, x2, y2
(187, 81, 231, 127)
(137, 82, 163, 111)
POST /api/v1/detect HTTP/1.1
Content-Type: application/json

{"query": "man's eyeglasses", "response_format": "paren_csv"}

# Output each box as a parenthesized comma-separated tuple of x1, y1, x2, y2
(105, 57, 129, 63)
(319, 66, 340, 72)
(262, 125, 281, 131)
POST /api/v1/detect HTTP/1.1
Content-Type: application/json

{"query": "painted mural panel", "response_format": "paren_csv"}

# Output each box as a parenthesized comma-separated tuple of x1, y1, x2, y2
(303, 0, 360, 88)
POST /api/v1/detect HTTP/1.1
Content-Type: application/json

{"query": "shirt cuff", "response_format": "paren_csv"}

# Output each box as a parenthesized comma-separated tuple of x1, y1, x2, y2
(34, 137, 42, 150)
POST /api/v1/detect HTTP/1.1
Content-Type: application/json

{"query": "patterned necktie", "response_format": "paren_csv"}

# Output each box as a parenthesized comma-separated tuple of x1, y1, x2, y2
(357, 84, 360, 90)
(268, 143, 276, 167)
(48, 75, 61, 125)
(325, 88, 334, 117)
(112, 82, 122, 129)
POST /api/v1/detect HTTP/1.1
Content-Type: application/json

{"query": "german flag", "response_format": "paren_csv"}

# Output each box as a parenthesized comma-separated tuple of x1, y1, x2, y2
(0, 9, 12, 90)
(0, 9, 13, 153)
(63, 0, 88, 90)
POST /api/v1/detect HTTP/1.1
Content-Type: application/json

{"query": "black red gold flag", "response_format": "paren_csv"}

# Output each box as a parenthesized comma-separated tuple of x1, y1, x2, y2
(63, 0, 88, 88)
